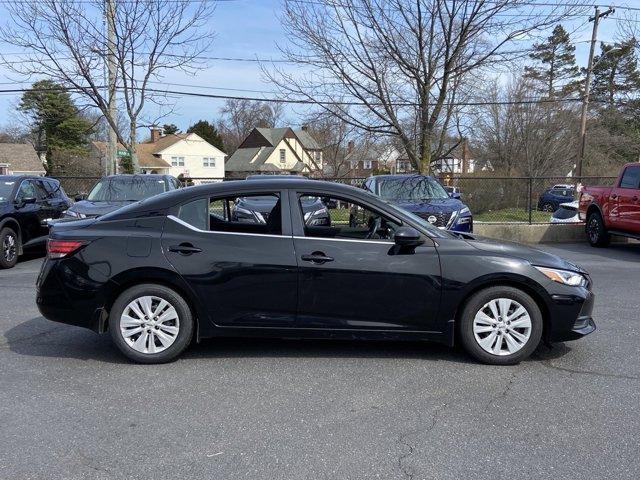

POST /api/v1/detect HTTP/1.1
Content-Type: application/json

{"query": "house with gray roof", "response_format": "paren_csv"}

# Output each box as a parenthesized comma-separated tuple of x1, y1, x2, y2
(225, 127, 322, 177)
(0, 143, 45, 176)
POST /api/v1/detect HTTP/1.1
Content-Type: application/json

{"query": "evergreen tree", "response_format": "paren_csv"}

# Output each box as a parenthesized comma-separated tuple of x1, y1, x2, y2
(591, 40, 640, 107)
(163, 123, 180, 135)
(187, 120, 225, 151)
(524, 25, 581, 98)
(19, 80, 92, 166)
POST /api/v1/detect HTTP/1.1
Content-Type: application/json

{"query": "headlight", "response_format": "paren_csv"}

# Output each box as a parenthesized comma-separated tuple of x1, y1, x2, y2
(304, 207, 328, 221)
(235, 207, 253, 216)
(459, 206, 470, 215)
(63, 210, 85, 219)
(534, 266, 587, 287)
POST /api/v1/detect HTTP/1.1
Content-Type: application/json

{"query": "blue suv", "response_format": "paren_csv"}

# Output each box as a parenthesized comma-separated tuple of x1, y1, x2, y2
(362, 175, 473, 232)
(537, 186, 575, 212)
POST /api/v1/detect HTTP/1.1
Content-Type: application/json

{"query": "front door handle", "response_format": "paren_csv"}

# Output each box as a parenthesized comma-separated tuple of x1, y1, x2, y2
(169, 243, 202, 255)
(301, 252, 334, 264)
(633, 196, 638, 202)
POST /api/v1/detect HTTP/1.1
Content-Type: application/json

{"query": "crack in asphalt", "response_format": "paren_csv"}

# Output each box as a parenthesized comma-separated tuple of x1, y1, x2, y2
(483, 367, 520, 410)
(539, 360, 640, 382)
(397, 403, 447, 480)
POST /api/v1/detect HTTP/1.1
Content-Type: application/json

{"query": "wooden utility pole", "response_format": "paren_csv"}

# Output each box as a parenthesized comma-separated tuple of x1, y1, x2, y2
(576, 6, 614, 179)
(106, 0, 117, 176)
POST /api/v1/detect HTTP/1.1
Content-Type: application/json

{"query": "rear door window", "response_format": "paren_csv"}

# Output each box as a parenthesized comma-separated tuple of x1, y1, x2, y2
(620, 166, 640, 189)
(177, 192, 284, 235)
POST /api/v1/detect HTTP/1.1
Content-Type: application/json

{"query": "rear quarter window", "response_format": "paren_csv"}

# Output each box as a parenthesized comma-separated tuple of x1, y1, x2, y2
(620, 167, 640, 189)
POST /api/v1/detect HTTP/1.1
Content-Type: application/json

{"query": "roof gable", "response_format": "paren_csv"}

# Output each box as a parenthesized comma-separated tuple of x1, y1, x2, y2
(0, 143, 44, 172)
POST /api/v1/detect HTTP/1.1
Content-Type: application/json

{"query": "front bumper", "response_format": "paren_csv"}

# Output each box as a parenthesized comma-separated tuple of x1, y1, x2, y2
(546, 288, 596, 342)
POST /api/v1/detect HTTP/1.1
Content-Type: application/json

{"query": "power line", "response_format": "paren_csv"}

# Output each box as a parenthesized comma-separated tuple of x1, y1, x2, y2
(0, 83, 613, 107)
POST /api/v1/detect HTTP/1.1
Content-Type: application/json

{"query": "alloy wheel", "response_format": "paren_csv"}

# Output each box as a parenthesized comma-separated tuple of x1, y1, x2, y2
(473, 298, 532, 356)
(588, 217, 600, 243)
(3, 232, 16, 263)
(120, 295, 180, 354)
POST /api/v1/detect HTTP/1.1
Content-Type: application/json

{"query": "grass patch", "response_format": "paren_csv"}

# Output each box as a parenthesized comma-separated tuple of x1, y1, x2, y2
(474, 208, 550, 223)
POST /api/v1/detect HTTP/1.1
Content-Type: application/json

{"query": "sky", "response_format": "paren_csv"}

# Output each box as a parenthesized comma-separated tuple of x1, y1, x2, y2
(0, 0, 633, 138)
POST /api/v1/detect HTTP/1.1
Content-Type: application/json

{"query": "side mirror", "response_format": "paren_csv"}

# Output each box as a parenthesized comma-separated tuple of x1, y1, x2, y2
(450, 192, 461, 200)
(16, 196, 36, 207)
(74, 194, 86, 202)
(323, 198, 337, 209)
(394, 226, 424, 247)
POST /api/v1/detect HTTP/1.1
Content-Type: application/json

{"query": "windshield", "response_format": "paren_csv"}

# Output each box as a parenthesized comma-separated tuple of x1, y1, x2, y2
(87, 177, 168, 202)
(378, 177, 449, 201)
(0, 180, 15, 202)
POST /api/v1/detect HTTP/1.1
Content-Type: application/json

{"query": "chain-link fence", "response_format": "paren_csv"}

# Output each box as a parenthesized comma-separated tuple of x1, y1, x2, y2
(50, 174, 618, 224)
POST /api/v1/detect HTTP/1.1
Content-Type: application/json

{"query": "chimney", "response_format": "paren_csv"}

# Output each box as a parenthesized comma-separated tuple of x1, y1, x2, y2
(150, 127, 161, 143)
(347, 140, 355, 153)
(301, 124, 308, 131)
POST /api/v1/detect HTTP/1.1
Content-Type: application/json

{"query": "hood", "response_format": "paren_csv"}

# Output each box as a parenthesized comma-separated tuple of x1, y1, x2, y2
(464, 234, 586, 273)
(68, 200, 134, 217)
(390, 197, 465, 214)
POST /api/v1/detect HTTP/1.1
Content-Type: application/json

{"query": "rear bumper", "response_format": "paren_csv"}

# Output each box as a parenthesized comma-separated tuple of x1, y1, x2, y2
(36, 257, 109, 333)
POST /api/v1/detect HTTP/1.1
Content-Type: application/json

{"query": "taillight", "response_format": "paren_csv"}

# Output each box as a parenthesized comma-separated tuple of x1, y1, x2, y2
(47, 239, 86, 259)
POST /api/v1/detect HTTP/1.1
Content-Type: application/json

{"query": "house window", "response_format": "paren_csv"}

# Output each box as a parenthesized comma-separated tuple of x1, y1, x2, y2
(279, 149, 286, 163)
(203, 157, 216, 168)
(363, 160, 372, 169)
(350, 161, 358, 170)
(171, 156, 185, 167)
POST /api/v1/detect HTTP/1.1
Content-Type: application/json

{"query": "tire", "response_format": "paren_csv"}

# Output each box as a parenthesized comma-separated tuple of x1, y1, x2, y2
(458, 286, 543, 365)
(541, 203, 554, 212)
(586, 211, 610, 247)
(109, 284, 194, 364)
(0, 226, 19, 269)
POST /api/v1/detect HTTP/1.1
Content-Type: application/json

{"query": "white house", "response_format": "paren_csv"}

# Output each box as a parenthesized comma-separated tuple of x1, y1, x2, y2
(225, 127, 322, 177)
(137, 128, 226, 180)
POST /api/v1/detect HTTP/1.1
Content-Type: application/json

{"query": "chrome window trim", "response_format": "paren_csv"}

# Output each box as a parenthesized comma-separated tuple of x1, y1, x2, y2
(167, 215, 287, 239)
(293, 235, 393, 245)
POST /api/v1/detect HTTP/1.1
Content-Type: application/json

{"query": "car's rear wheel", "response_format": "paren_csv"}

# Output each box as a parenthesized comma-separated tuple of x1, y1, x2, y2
(0, 227, 18, 269)
(458, 286, 543, 365)
(109, 284, 194, 363)
(586, 211, 610, 247)
(541, 203, 554, 212)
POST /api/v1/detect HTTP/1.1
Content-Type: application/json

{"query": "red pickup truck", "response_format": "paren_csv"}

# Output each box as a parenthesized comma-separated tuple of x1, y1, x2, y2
(579, 163, 640, 247)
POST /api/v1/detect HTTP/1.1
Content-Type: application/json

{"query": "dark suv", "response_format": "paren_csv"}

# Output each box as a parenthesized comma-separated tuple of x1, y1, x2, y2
(63, 174, 181, 219)
(362, 175, 473, 232)
(537, 186, 575, 212)
(0, 176, 71, 268)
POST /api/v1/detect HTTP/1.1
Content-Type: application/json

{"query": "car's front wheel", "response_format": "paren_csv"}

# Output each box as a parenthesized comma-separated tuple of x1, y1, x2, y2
(586, 211, 610, 247)
(0, 226, 18, 269)
(458, 287, 543, 365)
(109, 284, 194, 363)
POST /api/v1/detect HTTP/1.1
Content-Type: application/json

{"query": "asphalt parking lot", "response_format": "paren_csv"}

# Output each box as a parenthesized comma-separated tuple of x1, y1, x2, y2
(1, 243, 639, 480)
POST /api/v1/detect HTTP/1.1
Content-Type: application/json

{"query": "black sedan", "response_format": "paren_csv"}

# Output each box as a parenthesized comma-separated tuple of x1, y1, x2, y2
(37, 179, 595, 365)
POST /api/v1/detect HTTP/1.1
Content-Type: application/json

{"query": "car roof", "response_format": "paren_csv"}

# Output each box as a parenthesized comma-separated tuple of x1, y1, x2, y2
(369, 174, 436, 181)
(104, 174, 172, 180)
(0, 175, 45, 182)
(246, 174, 308, 180)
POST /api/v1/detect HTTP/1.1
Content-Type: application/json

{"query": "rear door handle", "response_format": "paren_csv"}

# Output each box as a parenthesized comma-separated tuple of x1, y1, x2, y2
(168, 243, 202, 255)
(301, 252, 334, 264)
(633, 196, 638, 202)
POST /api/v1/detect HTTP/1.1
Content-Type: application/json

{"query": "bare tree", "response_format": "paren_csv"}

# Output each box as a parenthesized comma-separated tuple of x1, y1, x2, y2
(0, 0, 214, 171)
(302, 110, 375, 178)
(218, 98, 286, 154)
(268, 0, 585, 173)
(470, 75, 578, 177)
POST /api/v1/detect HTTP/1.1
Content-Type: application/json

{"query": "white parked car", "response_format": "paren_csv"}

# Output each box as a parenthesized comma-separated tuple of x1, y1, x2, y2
(550, 201, 580, 223)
